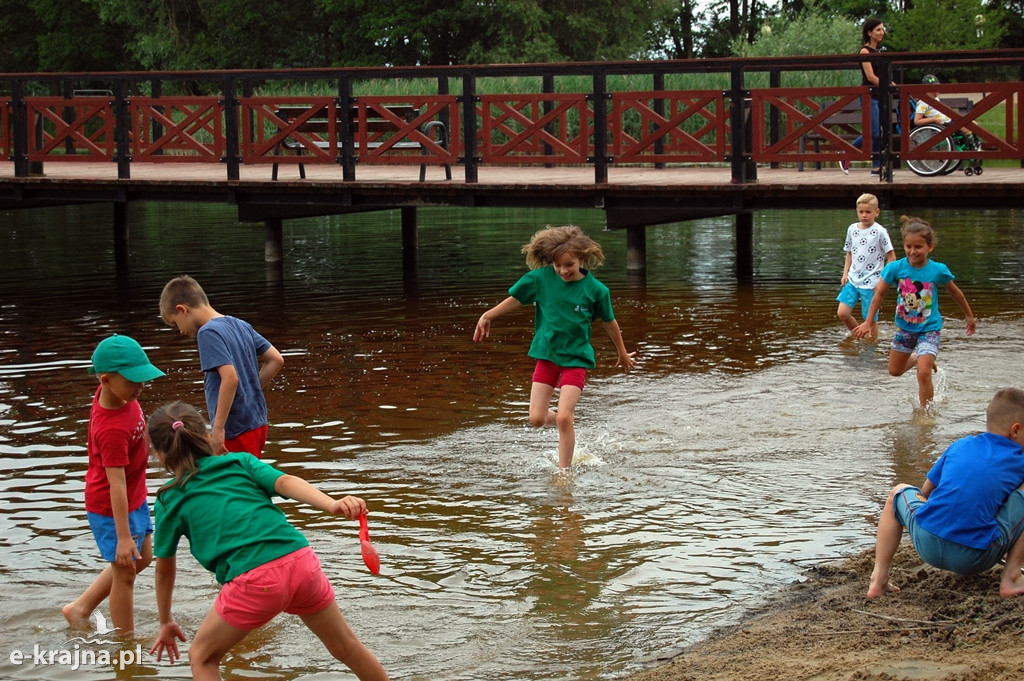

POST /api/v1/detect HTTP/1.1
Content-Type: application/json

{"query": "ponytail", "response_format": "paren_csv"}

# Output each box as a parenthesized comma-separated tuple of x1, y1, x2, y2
(148, 401, 213, 497)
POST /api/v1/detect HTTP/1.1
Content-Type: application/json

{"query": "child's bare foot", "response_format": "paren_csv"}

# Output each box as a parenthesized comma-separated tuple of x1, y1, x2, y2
(62, 601, 91, 626)
(866, 572, 900, 599)
(999, 572, 1024, 598)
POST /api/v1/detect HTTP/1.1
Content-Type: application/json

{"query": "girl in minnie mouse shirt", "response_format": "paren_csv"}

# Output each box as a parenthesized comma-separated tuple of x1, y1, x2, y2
(854, 215, 976, 410)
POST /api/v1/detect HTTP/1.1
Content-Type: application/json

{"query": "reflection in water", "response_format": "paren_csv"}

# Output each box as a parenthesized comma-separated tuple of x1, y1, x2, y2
(0, 203, 1023, 680)
(889, 418, 942, 484)
(526, 488, 603, 617)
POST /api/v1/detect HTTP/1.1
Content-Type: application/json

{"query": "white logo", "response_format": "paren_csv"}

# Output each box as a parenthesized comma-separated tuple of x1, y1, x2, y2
(7, 611, 143, 672)
(63, 611, 119, 646)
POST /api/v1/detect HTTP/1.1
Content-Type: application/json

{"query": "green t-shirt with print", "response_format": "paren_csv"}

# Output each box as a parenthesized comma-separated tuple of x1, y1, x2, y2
(508, 266, 615, 369)
(153, 452, 308, 584)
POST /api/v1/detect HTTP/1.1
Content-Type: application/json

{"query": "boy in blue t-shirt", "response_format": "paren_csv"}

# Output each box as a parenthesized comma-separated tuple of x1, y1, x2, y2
(159, 276, 284, 458)
(867, 388, 1024, 599)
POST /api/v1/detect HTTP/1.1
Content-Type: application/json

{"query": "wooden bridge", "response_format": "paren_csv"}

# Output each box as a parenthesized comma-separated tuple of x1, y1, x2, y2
(2, 49, 1023, 277)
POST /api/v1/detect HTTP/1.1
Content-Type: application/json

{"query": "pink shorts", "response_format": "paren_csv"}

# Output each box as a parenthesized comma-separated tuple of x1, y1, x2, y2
(225, 424, 268, 459)
(532, 360, 586, 391)
(215, 547, 335, 630)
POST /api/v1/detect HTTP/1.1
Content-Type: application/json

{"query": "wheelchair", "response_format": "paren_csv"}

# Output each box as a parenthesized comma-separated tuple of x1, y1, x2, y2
(905, 125, 983, 177)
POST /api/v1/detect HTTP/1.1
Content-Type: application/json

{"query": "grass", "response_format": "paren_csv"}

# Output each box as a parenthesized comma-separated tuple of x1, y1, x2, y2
(250, 70, 859, 97)
(970, 98, 1015, 167)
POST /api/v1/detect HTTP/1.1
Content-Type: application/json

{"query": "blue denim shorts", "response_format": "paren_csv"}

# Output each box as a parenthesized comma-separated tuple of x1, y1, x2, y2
(894, 486, 1024, 575)
(87, 501, 153, 563)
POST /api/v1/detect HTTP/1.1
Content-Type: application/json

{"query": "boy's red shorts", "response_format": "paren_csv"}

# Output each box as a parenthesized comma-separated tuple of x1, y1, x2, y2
(225, 424, 268, 458)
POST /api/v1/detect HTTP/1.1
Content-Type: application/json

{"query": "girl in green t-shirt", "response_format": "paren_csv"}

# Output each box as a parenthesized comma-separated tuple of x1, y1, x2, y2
(147, 401, 389, 681)
(473, 226, 637, 469)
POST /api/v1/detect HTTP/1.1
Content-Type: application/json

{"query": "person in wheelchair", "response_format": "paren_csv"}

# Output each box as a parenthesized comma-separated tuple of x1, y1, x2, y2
(913, 74, 979, 150)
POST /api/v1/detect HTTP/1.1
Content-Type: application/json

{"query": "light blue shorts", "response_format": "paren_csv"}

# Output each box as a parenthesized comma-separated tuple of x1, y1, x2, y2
(891, 329, 941, 357)
(894, 486, 1024, 575)
(87, 502, 153, 563)
(836, 282, 878, 321)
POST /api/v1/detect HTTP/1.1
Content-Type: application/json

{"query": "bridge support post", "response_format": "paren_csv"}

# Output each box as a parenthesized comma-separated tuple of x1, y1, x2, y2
(736, 211, 754, 283)
(625, 226, 647, 276)
(401, 207, 418, 274)
(264, 218, 283, 264)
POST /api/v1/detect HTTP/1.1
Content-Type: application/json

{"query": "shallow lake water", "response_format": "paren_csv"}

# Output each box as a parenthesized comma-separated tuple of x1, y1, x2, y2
(1, 202, 1023, 680)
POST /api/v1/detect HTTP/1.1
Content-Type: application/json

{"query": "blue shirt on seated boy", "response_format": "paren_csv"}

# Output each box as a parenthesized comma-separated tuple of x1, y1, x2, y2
(868, 387, 1024, 599)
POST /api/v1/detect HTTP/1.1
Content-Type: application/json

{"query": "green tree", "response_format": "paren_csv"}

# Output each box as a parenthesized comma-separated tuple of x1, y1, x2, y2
(34, 0, 135, 72)
(998, 0, 1024, 47)
(698, 0, 770, 57)
(733, 4, 861, 57)
(323, 0, 664, 65)
(0, 0, 45, 72)
(645, 0, 698, 59)
(461, 0, 560, 64)
(730, 3, 869, 88)
(88, 0, 333, 71)
(0, 0, 134, 73)
(810, 0, 889, 23)
(543, 0, 660, 62)
(884, 0, 1006, 51)
(314, 0, 389, 66)
(333, 0, 490, 65)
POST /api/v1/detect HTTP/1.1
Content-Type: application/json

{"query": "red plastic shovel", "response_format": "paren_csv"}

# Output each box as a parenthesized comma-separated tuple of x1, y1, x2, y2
(358, 512, 380, 575)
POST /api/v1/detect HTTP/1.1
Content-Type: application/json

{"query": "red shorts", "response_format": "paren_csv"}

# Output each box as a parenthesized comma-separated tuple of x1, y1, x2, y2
(215, 547, 335, 630)
(225, 424, 268, 459)
(532, 360, 586, 391)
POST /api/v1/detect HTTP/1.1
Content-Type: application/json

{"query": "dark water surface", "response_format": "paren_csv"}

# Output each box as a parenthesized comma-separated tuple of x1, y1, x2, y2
(1, 202, 1023, 680)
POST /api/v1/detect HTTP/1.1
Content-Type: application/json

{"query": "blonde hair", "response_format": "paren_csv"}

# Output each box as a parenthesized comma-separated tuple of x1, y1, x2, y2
(899, 215, 937, 246)
(856, 193, 879, 210)
(521, 225, 604, 270)
(986, 388, 1024, 432)
(159, 275, 210, 318)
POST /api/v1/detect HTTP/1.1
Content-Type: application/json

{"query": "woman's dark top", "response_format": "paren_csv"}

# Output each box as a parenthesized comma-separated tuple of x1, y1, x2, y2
(860, 45, 880, 99)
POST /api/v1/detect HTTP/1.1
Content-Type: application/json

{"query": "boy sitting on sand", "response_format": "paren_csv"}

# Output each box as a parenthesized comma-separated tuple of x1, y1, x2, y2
(868, 388, 1024, 599)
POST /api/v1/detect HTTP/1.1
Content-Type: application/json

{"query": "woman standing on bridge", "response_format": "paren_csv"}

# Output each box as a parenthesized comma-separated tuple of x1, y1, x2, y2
(844, 17, 888, 175)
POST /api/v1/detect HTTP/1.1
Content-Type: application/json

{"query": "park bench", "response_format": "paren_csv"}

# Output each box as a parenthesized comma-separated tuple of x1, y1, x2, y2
(799, 96, 973, 170)
(271, 103, 451, 181)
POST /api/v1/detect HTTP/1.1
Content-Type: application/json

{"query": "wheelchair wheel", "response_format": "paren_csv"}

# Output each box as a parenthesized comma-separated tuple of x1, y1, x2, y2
(942, 160, 963, 175)
(906, 124, 953, 176)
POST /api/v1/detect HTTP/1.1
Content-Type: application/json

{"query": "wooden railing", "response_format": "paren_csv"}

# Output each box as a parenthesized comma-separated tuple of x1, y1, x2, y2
(3, 49, 1023, 183)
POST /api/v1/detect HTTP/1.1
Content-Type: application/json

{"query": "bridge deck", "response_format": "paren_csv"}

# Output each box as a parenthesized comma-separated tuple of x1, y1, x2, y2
(2, 162, 1022, 221)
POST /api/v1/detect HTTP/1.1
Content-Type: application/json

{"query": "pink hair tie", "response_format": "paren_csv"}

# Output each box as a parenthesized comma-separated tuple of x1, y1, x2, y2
(171, 420, 184, 431)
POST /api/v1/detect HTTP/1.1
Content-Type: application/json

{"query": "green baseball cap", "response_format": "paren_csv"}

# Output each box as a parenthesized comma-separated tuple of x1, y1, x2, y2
(89, 334, 166, 383)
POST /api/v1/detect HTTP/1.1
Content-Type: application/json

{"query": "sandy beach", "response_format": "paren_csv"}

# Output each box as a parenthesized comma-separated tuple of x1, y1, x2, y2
(625, 543, 1024, 681)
